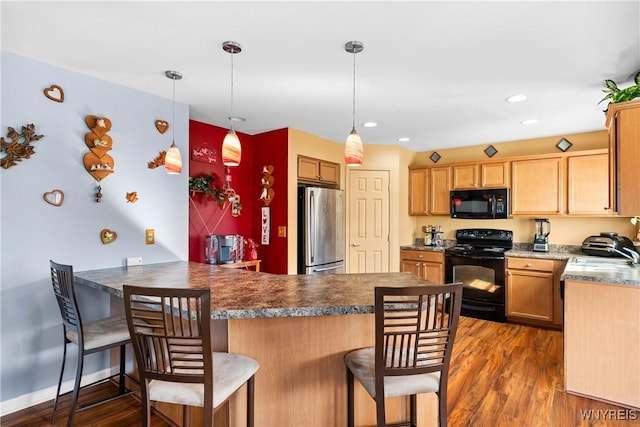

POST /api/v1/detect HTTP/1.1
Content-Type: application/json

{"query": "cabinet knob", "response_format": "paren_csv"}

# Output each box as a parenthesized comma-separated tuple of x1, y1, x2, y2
(526, 263, 532, 267)
(415, 263, 420, 267)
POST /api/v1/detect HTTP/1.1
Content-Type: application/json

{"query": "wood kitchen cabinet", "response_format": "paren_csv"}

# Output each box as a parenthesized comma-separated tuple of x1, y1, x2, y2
(409, 168, 428, 215)
(506, 257, 564, 329)
(297, 155, 340, 186)
(408, 166, 450, 216)
(567, 152, 612, 215)
(452, 161, 510, 189)
(400, 249, 444, 284)
(511, 157, 564, 215)
(606, 100, 640, 215)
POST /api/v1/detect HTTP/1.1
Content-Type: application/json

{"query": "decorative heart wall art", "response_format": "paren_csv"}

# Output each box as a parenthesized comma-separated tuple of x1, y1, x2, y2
(84, 133, 113, 157)
(100, 228, 118, 244)
(44, 85, 64, 103)
(85, 115, 112, 137)
(155, 120, 169, 134)
(83, 152, 115, 181)
(43, 189, 64, 206)
(83, 115, 114, 184)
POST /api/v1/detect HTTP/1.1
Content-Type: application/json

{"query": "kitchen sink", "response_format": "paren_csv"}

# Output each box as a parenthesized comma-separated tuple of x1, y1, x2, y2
(570, 257, 636, 270)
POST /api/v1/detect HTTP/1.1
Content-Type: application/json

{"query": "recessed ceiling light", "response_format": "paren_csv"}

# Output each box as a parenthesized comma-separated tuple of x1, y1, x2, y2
(362, 121, 377, 128)
(520, 119, 538, 125)
(506, 94, 527, 103)
(398, 137, 410, 142)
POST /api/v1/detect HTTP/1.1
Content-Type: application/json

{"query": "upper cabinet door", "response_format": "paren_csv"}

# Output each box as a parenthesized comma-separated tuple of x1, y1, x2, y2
(481, 162, 510, 188)
(511, 157, 564, 215)
(606, 101, 640, 215)
(429, 166, 451, 215)
(567, 153, 611, 215)
(452, 164, 478, 189)
(409, 168, 428, 215)
(452, 161, 510, 189)
(297, 155, 340, 185)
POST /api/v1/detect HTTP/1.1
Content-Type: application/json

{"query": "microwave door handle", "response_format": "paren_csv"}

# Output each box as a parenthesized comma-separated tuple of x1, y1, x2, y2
(489, 195, 496, 218)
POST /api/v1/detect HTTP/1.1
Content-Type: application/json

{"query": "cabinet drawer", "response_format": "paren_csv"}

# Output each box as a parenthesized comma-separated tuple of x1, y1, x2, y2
(507, 257, 554, 271)
(400, 250, 444, 263)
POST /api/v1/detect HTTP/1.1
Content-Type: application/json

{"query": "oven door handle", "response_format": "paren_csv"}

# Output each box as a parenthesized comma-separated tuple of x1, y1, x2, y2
(447, 254, 505, 261)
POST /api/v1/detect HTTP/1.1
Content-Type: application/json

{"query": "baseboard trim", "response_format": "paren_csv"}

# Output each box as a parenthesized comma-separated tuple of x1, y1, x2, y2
(0, 368, 111, 417)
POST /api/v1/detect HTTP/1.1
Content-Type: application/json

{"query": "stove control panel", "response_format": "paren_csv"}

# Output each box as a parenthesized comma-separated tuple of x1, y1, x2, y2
(455, 228, 513, 241)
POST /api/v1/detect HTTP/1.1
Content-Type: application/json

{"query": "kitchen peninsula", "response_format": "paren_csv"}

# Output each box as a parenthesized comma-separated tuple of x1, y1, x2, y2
(74, 261, 442, 426)
(561, 258, 640, 409)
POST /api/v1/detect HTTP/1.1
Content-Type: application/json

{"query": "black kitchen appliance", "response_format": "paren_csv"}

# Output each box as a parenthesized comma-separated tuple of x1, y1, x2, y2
(533, 218, 551, 252)
(581, 232, 639, 259)
(450, 188, 509, 219)
(445, 228, 513, 322)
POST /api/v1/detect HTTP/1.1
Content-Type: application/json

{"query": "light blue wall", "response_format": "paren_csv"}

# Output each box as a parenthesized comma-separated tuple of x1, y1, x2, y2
(0, 52, 188, 406)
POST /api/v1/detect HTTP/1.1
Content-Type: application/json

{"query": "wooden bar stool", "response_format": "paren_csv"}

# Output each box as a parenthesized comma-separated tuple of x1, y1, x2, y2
(344, 283, 463, 427)
(123, 285, 259, 426)
(49, 260, 138, 427)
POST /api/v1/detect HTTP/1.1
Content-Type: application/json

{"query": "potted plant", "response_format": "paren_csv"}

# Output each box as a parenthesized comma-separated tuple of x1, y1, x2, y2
(599, 71, 640, 113)
(188, 173, 226, 206)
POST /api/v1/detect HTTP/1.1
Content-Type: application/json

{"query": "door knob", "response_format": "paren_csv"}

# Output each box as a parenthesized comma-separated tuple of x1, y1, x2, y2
(351, 242, 360, 247)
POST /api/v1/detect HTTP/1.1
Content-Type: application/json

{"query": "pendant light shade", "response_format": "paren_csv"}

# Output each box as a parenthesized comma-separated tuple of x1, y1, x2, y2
(222, 41, 243, 167)
(345, 128, 363, 166)
(164, 70, 183, 174)
(222, 128, 241, 166)
(344, 41, 364, 167)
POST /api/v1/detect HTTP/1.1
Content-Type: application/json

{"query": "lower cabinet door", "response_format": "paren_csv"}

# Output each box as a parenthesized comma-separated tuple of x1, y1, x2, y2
(400, 260, 422, 277)
(506, 269, 554, 322)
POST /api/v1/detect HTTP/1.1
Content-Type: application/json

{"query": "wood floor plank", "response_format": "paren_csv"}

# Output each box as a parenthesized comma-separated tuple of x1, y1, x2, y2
(2, 316, 638, 426)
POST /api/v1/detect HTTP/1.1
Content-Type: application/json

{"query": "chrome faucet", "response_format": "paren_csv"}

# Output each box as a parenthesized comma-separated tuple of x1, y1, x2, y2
(612, 247, 640, 266)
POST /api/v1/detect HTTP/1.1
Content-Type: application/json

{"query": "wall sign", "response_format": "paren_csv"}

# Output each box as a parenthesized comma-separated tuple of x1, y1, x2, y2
(191, 143, 217, 164)
(261, 207, 270, 245)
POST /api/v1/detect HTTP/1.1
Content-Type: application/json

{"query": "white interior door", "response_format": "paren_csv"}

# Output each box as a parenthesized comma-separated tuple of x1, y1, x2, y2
(348, 169, 390, 273)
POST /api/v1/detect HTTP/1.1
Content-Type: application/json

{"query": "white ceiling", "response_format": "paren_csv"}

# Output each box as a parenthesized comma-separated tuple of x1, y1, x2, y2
(2, 1, 639, 152)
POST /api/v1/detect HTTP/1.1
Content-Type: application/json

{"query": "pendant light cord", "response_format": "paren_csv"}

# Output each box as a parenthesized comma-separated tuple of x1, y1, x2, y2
(352, 50, 356, 132)
(172, 76, 176, 144)
(229, 47, 235, 130)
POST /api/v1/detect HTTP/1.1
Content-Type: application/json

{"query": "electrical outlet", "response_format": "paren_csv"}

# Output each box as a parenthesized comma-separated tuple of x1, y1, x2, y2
(127, 256, 142, 266)
(278, 226, 287, 237)
(146, 229, 155, 244)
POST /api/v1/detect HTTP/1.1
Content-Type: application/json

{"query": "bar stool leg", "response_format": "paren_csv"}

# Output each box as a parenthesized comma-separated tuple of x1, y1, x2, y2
(51, 336, 68, 423)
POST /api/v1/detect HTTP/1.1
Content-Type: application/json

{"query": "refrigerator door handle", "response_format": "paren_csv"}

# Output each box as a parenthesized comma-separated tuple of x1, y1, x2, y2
(309, 191, 315, 263)
(310, 263, 344, 273)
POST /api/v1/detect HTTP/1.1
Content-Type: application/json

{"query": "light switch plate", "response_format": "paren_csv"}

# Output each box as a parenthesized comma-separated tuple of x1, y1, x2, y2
(146, 229, 155, 244)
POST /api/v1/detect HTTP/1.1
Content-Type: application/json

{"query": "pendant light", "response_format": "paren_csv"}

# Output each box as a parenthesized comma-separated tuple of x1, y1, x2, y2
(344, 41, 364, 167)
(221, 41, 243, 167)
(164, 70, 183, 174)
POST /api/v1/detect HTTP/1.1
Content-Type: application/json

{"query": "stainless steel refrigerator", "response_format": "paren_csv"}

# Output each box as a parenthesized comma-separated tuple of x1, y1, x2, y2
(298, 187, 345, 274)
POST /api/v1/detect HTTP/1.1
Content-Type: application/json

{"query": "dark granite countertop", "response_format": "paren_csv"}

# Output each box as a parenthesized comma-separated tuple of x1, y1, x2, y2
(400, 243, 639, 286)
(74, 261, 440, 319)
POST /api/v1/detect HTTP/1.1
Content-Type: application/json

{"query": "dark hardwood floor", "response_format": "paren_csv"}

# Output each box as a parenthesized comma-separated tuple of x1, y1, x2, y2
(2, 316, 638, 426)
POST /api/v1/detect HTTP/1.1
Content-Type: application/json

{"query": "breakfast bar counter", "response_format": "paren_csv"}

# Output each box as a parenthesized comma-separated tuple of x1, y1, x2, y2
(74, 261, 440, 426)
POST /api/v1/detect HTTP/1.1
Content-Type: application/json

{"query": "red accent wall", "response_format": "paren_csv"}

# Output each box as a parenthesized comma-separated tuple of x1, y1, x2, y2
(250, 129, 289, 274)
(188, 120, 254, 263)
(188, 121, 289, 274)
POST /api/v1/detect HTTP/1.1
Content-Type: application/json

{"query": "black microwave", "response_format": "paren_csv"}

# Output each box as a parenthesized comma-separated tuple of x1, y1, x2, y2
(450, 188, 510, 219)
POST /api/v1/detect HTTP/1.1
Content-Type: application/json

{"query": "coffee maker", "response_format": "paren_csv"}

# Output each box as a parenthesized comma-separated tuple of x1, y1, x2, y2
(533, 218, 551, 252)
